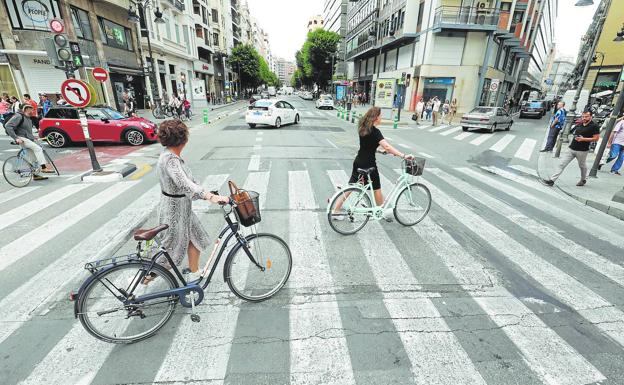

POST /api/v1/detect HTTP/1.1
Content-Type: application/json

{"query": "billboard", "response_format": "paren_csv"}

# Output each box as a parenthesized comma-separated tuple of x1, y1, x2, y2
(375, 78, 396, 108)
(336, 85, 346, 101)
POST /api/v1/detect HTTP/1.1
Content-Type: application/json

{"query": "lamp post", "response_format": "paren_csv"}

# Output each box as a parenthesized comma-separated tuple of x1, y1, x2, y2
(588, 24, 624, 180)
(325, 53, 336, 95)
(554, 0, 611, 157)
(128, 0, 164, 111)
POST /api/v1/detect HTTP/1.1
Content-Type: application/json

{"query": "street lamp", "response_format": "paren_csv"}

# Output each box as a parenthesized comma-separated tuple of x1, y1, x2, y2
(614, 24, 624, 42)
(575, 0, 594, 5)
(128, 0, 165, 111)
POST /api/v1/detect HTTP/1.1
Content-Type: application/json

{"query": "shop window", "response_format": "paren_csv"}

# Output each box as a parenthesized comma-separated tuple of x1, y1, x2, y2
(4, 0, 61, 31)
(98, 17, 133, 51)
(70, 7, 93, 40)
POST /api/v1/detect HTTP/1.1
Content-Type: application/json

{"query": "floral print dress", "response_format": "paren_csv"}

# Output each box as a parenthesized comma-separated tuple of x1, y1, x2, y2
(156, 150, 210, 268)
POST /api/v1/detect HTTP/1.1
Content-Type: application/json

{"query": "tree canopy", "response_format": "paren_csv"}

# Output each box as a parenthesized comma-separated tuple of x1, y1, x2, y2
(294, 29, 340, 89)
(228, 44, 280, 89)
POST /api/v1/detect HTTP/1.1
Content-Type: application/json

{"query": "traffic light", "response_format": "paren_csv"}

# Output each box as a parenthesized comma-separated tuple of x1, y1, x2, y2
(53, 33, 72, 63)
(69, 42, 84, 68)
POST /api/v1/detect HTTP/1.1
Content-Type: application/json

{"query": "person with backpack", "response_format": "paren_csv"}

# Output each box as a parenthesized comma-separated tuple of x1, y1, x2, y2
(4, 105, 55, 180)
(541, 101, 567, 152)
(23, 94, 40, 129)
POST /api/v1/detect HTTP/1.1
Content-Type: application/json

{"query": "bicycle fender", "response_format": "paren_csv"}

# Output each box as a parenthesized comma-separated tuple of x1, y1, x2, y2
(222, 233, 261, 282)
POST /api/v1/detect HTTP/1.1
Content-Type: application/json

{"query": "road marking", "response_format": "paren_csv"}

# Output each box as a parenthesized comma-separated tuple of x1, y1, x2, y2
(256, 137, 263, 142)
(469, 134, 494, 146)
(454, 132, 473, 141)
(247, 154, 260, 171)
(479, 165, 560, 198)
(193, 174, 229, 212)
(129, 163, 153, 180)
(288, 170, 316, 210)
(440, 126, 462, 136)
(326, 138, 338, 149)
(457, 167, 624, 250)
(398, 143, 412, 149)
(431, 168, 624, 287)
(428, 125, 448, 132)
(0, 181, 136, 273)
(253, 144, 261, 150)
(0, 185, 40, 205)
(243, 171, 269, 210)
(514, 138, 537, 161)
(0, 186, 160, 346)
(257, 131, 264, 135)
(424, 176, 624, 348)
(509, 164, 538, 177)
(489, 134, 516, 152)
(288, 172, 355, 383)
(418, 152, 434, 159)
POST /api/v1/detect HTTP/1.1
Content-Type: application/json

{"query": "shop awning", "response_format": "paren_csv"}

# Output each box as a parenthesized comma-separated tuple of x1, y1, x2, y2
(591, 90, 613, 98)
(107, 65, 144, 75)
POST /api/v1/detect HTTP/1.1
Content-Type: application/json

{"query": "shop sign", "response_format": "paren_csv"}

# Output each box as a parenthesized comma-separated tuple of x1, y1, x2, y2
(425, 78, 454, 85)
(375, 78, 396, 109)
(8, 0, 60, 31)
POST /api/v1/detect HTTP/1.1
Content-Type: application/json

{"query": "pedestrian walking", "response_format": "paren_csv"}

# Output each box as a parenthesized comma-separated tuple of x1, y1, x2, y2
(40, 94, 52, 117)
(543, 110, 600, 187)
(442, 99, 450, 124)
(9, 96, 21, 113)
(541, 101, 567, 152)
(448, 98, 458, 124)
(425, 99, 433, 121)
(432, 97, 441, 126)
(150, 119, 230, 283)
(122, 90, 136, 117)
(606, 115, 624, 175)
(169, 94, 182, 117)
(413, 99, 424, 125)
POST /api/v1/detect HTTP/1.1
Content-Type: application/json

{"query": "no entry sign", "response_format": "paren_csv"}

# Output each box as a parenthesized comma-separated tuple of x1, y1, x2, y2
(61, 79, 92, 108)
(92, 67, 108, 83)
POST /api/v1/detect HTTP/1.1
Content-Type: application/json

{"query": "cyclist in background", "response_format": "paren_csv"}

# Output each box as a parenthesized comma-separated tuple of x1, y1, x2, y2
(333, 106, 412, 220)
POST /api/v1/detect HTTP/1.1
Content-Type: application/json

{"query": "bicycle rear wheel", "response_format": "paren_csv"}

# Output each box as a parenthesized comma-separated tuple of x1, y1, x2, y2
(327, 186, 372, 235)
(77, 261, 178, 344)
(393, 182, 431, 226)
(164, 106, 174, 117)
(152, 105, 164, 119)
(3, 156, 33, 188)
(225, 233, 292, 302)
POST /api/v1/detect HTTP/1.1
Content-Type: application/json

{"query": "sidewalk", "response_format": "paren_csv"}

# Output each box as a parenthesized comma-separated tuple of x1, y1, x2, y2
(538, 150, 624, 220)
(137, 100, 246, 124)
(342, 104, 464, 128)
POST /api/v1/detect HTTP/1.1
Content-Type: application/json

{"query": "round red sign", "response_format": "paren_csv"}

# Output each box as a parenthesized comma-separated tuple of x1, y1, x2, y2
(50, 19, 64, 34)
(92, 67, 109, 83)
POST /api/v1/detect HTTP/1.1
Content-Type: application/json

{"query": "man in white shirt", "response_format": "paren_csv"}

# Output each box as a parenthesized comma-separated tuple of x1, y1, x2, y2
(432, 97, 441, 126)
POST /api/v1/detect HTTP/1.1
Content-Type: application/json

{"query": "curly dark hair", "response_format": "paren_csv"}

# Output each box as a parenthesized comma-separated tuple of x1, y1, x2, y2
(158, 119, 189, 147)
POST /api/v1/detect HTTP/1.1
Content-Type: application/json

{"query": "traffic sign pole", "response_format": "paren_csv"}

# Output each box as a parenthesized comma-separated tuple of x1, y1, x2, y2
(79, 110, 102, 172)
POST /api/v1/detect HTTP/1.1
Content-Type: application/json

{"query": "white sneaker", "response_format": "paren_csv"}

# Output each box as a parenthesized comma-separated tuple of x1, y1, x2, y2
(382, 209, 394, 222)
(186, 271, 202, 284)
(331, 212, 346, 221)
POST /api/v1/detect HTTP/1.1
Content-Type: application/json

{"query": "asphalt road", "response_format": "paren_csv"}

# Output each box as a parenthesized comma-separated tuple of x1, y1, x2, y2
(1, 96, 624, 385)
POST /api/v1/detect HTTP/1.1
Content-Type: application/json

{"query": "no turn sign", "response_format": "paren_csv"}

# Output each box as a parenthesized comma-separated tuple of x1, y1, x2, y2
(60, 79, 92, 108)
(92, 67, 108, 83)
(490, 79, 500, 92)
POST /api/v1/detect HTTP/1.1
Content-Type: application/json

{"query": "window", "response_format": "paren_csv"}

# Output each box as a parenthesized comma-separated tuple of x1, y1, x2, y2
(4, 0, 61, 31)
(164, 18, 171, 39)
(212, 8, 218, 23)
(183, 27, 190, 54)
(71, 7, 93, 40)
(45, 108, 78, 119)
(213, 32, 219, 46)
(175, 24, 180, 43)
(98, 18, 133, 50)
(85, 108, 107, 120)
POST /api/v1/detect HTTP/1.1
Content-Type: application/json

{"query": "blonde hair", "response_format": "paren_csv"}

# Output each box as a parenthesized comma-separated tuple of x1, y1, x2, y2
(358, 106, 381, 137)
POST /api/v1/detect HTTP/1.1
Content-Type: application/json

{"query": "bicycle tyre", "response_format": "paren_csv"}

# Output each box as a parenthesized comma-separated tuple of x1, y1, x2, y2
(3, 156, 33, 188)
(225, 233, 292, 302)
(164, 106, 174, 117)
(152, 105, 164, 119)
(327, 186, 372, 235)
(77, 261, 178, 344)
(43, 149, 60, 176)
(393, 182, 432, 226)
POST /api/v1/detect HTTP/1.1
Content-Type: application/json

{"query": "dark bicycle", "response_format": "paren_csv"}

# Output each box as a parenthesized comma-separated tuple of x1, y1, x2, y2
(71, 187, 292, 344)
(2, 141, 60, 187)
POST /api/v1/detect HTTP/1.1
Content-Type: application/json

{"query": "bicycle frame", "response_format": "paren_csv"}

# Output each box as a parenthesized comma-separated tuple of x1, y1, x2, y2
(15, 149, 37, 176)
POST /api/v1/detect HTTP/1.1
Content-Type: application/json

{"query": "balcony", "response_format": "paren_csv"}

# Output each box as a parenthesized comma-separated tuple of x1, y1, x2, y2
(432, 6, 501, 32)
(346, 40, 376, 61)
(164, 0, 185, 12)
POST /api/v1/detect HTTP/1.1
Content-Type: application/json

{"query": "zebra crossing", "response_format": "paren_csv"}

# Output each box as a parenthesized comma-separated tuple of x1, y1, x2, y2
(2, 157, 624, 384)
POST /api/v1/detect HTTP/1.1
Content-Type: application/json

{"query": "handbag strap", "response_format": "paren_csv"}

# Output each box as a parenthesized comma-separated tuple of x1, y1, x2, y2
(228, 180, 241, 196)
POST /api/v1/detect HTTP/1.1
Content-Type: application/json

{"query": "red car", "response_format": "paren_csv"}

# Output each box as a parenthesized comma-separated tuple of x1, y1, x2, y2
(39, 107, 158, 148)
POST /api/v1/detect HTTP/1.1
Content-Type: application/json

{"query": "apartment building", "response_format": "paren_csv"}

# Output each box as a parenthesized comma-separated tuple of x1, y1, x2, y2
(307, 15, 324, 32)
(323, 0, 348, 78)
(345, 0, 557, 115)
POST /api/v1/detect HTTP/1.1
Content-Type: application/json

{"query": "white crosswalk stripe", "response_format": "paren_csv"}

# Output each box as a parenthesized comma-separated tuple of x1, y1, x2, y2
(0, 185, 41, 205)
(429, 125, 448, 132)
(513, 138, 537, 161)
(489, 134, 516, 152)
(440, 126, 462, 136)
(453, 131, 473, 141)
(469, 134, 494, 146)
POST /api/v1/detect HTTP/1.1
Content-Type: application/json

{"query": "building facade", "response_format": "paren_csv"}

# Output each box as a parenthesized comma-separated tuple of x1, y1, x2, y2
(275, 57, 295, 86)
(345, 0, 557, 115)
(544, 58, 575, 97)
(307, 15, 324, 32)
(323, 0, 348, 78)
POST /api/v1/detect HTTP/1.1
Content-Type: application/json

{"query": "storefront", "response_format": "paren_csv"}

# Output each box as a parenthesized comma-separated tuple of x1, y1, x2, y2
(108, 66, 146, 111)
(192, 61, 213, 109)
(423, 77, 455, 102)
(0, 63, 20, 97)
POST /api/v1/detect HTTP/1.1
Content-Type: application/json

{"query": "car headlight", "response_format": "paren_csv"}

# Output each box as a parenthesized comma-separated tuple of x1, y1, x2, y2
(140, 122, 151, 129)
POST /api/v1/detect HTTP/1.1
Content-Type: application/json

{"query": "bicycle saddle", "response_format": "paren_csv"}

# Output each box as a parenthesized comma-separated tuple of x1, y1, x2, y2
(357, 167, 376, 175)
(133, 224, 169, 241)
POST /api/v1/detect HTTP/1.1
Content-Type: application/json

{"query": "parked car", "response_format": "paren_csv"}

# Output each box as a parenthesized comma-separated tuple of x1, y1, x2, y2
(519, 100, 547, 118)
(39, 106, 158, 148)
(246, 99, 300, 128)
(300, 91, 313, 100)
(249, 94, 262, 104)
(260, 91, 270, 99)
(460, 107, 513, 133)
(316, 94, 335, 109)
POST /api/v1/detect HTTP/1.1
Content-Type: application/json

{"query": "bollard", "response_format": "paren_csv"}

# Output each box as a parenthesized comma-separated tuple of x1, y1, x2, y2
(393, 115, 398, 129)
(351, 111, 356, 124)
(203, 109, 208, 124)
(346, 110, 350, 121)
(336, 107, 341, 118)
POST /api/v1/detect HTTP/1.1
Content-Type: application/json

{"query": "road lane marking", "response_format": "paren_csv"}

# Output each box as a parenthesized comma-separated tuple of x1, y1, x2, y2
(0, 181, 136, 273)
(288, 170, 316, 210)
(129, 163, 153, 180)
(253, 144, 261, 151)
(423, 176, 624, 348)
(243, 171, 269, 210)
(469, 134, 494, 146)
(453, 132, 473, 141)
(256, 137, 263, 142)
(440, 126, 462, 136)
(479, 166, 559, 198)
(489, 134, 516, 152)
(193, 174, 229, 213)
(0, 185, 41, 205)
(247, 154, 260, 171)
(326, 138, 338, 149)
(418, 152, 434, 159)
(514, 138, 537, 161)
(428, 125, 448, 132)
(398, 143, 412, 149)
(509, 164, 538, 177)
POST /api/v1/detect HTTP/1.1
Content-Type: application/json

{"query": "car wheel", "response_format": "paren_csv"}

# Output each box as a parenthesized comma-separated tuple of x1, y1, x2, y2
(275, 117, 282, 128)
(462, 126, 468, 132)
(248, 123, 256, 128)
(125, 129, 145, 146)
(294, 114, 300, 124)
(490, 123, 496, 134)
(45, 129, 69, 148)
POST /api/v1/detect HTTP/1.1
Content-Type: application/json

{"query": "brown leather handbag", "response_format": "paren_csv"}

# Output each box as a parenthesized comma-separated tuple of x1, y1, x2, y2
(228, 181, 256, 220)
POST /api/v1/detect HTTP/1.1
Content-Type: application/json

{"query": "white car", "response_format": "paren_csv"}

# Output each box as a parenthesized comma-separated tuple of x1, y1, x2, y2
(316, 94, 334, 109)
(300, 91, 313, 100)
(246, 99, 300, 128)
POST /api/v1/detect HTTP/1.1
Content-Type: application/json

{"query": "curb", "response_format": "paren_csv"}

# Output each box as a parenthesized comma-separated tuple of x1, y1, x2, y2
(557, 187, 624, 221)
(81, 163, 137, 183)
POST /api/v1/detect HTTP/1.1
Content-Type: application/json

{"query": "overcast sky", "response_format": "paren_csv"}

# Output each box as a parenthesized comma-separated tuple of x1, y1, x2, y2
(247, 0, 324, 61)
(247, 0, 598, 62)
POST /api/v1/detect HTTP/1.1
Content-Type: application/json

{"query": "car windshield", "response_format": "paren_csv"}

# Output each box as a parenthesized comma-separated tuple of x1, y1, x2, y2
(529, 102, 543, 108)
(104, 108, 127, 120)
(254, 101, 272, 107)
(321, 95, 332, 100)
(469, 107, 494, 114)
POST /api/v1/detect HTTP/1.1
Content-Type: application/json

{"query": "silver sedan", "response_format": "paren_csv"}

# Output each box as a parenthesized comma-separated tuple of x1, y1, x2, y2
(460, 107, 513, 133)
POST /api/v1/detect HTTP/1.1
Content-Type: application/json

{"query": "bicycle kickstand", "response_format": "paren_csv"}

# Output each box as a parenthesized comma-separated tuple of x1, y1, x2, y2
(190, 289, 200, 323)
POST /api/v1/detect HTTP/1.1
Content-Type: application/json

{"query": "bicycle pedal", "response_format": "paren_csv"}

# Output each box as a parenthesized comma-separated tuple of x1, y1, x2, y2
(190, 314, 201, 323)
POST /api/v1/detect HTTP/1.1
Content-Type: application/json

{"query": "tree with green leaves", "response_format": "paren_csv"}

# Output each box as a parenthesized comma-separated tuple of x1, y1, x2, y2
(297, 29, 340, 90)
(228, 44, 263, 90)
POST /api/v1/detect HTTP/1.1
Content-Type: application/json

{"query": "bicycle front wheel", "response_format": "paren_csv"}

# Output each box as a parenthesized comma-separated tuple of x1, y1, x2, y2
(225, 233, 292, 302)
(393, 182, 431, 226)
(77, 261, 178, 344)
(152, 105, 164, 119)
(43, 149, 60, 176)
(3, 156, 33, 188)
(327, 186, 372, 235)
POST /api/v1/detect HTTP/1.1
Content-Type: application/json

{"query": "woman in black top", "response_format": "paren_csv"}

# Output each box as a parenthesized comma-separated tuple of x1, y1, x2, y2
(334, 107, 412, 216)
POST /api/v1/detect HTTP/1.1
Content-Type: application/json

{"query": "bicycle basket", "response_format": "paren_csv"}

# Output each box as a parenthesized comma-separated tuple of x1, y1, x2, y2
(234, 190, 261, 227)
(405, 157, 426, 176)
